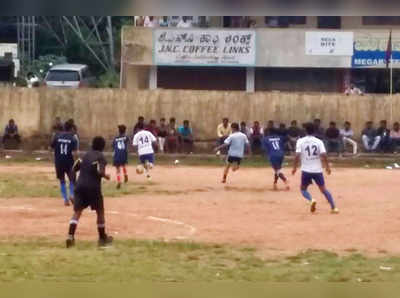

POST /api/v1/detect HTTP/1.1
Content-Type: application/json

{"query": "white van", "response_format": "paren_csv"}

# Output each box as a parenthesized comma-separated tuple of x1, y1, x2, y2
(44, 64, 94, 88)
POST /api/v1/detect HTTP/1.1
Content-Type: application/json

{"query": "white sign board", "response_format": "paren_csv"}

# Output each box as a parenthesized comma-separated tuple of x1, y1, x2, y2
(305, 32, 354, 56)
(0, 43, 18, 58)
(154, 29, 256, 66)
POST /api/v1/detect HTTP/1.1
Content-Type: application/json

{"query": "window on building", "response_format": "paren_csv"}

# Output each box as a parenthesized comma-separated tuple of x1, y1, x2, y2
(363, 16, 400, 25)
(317, 16, 341, 29)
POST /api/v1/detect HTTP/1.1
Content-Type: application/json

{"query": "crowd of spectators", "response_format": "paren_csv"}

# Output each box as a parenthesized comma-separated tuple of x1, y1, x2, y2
(216, 117, 400, 156)
(6, 116, 400, 155)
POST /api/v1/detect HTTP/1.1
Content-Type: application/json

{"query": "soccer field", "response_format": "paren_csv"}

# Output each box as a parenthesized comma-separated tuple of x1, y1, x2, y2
(1, 157, 400, 281)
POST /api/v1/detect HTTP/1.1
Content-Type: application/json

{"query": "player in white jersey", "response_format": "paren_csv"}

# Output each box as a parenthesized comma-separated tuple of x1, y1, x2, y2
(292, 123, 339, 214)
(132, 122, 158, 180)
(214, 122, 251, 183)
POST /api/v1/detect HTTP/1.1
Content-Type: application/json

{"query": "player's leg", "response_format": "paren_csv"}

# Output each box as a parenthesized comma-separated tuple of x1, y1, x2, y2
(56, 164, 69, 206)
(96, 198, 113, 247)
(316, 175, 338, 213)
(122, 165, 128, 183)
(232, 161, 240, 172)
(116, 166, 122, 189)
(300, 172, 316, 213)
(222, 158, 232, 183)
(66, 209, 83, 248)
(66, 166, 75, 204)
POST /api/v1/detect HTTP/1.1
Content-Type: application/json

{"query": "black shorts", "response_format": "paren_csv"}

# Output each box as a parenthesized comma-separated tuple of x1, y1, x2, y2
(55, 162, 74, 182)
(74, 186, 104, 212)
(227, 156, 242, 165)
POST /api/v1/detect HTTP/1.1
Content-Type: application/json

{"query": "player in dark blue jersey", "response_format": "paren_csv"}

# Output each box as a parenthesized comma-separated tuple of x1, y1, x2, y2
(262, 127, 290, 191)
(51, 121, 78, 206)
(112, 125, 129, 189)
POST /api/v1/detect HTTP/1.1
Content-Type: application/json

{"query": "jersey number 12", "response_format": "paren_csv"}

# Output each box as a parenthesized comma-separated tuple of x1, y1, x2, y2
(305, 145, 318, 157)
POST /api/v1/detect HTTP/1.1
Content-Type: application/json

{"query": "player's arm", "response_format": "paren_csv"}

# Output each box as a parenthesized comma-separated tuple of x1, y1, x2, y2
(246, 137, 252, 156)
(292, 140, 301, 175)
(320, 153, 331, 175)
(96, 156, 110, 180)
(132, 135, 138, 151)
(214, 142, 229, 152)
(151, 133, 158, 149)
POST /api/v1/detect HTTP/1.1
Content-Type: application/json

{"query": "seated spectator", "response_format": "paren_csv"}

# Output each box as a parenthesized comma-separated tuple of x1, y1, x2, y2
(313, 119, 325, 141)
(159, 16, 169, 27)
(157, 118, 168, 153)
(240, 121, 251, 138)
(250, 121, 264, 152)
(144, 16, 158, 27)
(178, 120, 194, 153)
(216, 118, 232, 154)
(377, 120, 392, 153)
(133, 116, 145, 135)
(3, 119, 21, 145)
(277, 123, 289, 153)
(345, 84, 363, 96)
(167, 117, 178, 153)
(287, 120, 301, 152)
(325, 122, 341, 155)
(340, 121, 357, 155)
(147, 119, 159, 136)
(52, 117, 64, 136)
(266, 120, 275, 132)
(177, 16, 192, 28)
(391, 122, 400, 153)
(362, 121, 381, 152)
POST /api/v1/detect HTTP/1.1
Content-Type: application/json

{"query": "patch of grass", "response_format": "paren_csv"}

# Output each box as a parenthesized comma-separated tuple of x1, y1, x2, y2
(0, 240, 400, 282)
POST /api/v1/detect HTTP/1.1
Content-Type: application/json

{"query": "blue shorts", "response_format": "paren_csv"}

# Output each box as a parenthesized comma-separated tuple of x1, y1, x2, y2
(269, 155, 284, 170)
(139, 154, 155, 165)
(301, 171, 325, 187)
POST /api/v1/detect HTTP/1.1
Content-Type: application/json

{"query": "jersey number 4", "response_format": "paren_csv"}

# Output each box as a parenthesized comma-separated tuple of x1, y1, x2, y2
(305, 145, 318, 157)
(60, 144, 68, 155)
(117, 141, 125, 150)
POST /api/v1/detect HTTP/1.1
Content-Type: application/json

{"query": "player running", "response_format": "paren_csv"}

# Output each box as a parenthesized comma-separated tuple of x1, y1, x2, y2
(292, 123, 339, 214)
(51, 121, 78, 206)
(112, 125, 129, 189)
(132, 122, 157, 180)
(262, 127, 290, 191)
(66, 136, 113, 248)
(214, 122, 251, 184)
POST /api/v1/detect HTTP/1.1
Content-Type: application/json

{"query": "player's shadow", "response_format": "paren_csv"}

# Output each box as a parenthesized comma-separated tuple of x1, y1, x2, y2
(223, 186, 267, 193)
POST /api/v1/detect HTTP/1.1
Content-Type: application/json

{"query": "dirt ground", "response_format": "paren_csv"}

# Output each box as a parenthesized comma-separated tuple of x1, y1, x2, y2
(0, 164, 399, 257)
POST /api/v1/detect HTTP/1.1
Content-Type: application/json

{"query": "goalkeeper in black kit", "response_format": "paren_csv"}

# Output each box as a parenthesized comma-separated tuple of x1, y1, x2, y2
(66, 136, 113, 248)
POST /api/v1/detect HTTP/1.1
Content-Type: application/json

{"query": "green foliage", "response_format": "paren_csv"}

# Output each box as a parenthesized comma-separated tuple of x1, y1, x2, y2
(95, 70, 120, 88)
(22, 55, 68, 79)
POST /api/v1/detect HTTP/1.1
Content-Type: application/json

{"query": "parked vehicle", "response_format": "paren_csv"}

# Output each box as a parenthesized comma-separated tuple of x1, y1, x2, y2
(44, 64, 94, 88)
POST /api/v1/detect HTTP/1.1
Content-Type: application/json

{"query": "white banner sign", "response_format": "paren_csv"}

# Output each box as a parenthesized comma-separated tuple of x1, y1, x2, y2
(154, 29, 256, 66)
(0, 43, 18, 58)
(305, 32, 354, 56)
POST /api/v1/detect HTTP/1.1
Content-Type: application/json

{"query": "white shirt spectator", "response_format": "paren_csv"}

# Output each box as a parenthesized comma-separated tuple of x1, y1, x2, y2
(296, 136, 326, 173)
(177, 19, 192, 28)
(133, 130, 157, 156)
(144, 16, 158, 27)
(340, 128, 354, 138)
(345, 86, 363, 96)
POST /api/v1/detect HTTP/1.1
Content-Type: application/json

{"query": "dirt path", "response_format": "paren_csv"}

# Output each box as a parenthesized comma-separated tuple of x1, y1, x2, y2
(0, 165, 399, 257)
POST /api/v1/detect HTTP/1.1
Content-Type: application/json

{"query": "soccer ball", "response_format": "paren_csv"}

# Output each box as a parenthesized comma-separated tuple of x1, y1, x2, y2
(136, 165, 144, 175)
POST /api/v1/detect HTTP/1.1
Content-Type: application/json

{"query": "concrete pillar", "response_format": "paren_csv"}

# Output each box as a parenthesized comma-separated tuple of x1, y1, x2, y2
(246, 67, 255, 93)
(149, 65, 157, 90)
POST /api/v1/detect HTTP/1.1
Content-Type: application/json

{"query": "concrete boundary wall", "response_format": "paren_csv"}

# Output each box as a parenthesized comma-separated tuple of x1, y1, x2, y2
(0, 87, 398, 142)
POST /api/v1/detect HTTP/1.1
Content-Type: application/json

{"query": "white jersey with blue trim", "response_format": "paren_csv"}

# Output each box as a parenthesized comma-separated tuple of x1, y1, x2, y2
(296, 135, 326, 173)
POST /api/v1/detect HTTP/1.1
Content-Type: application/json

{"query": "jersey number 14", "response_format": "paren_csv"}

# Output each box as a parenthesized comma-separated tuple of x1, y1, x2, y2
(60, 144, 69, 155)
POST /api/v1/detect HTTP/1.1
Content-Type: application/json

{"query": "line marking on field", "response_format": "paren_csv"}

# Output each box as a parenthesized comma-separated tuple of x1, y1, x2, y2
(0, 205, 197, 240)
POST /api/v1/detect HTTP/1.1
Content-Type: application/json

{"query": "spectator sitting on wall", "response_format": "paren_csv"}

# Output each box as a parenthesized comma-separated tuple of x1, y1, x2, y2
(345, 84, 363, 96)
(390, 122, 400, 153)
(52, 117, 64, 135)
(157, 118, 168, 153)
(177, 16, 192, 28)
(66, 118, 79, 151)
(216, 118, 232, 155)
(376, 120, 392, 153)
(178, 120, 194, 153)
(144, 16, 158, 27)
(159, 16, 169, 27)
(240, 121, 251, 138)
(362, 121, 381, 152)
(26, 72, 40, 88)
(266, 120, 275, 132)
(287, 120, 301, 153)
(325, 122, 341, 155)
(167, 117, 178, 153)
(147, 119, 159, 136)
(133, 116, 145, 135)
(3, 119, 21, 145)
(313, 118, 325, 141)
(340, 121, 357, 155)
(250, 121, 264, 152)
